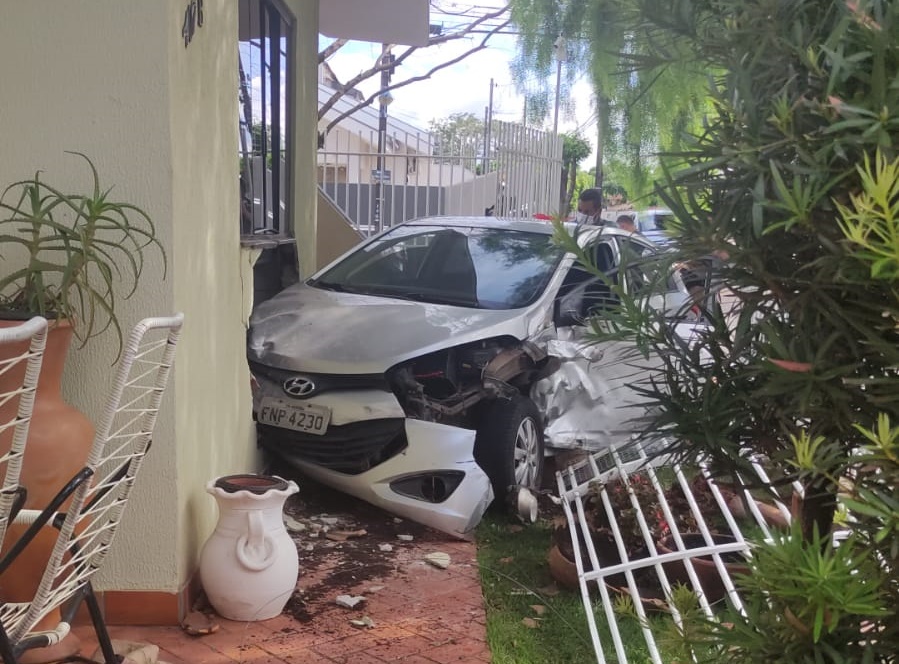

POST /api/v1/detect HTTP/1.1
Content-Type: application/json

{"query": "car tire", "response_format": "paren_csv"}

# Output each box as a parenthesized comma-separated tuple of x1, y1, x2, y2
(474, 395, 545, 500)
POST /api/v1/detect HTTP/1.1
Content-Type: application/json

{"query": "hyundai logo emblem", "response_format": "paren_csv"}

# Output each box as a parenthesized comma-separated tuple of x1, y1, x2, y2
(283, 376, 316, 398)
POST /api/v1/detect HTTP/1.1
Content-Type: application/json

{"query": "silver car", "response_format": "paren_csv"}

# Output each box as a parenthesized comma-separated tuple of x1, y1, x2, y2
(247, 217, 691, 536)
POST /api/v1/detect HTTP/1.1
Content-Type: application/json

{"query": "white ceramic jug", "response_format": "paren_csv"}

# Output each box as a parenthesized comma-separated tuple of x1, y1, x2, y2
(199, 474, 299, 621)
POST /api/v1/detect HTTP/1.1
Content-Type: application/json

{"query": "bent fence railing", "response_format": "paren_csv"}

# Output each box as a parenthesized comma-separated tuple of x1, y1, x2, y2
(556, 441, 806, 663)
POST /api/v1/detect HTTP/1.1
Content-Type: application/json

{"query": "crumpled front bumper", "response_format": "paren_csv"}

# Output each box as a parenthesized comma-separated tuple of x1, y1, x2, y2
(263, 413, 494, 537)
(253, 377, 493, 537)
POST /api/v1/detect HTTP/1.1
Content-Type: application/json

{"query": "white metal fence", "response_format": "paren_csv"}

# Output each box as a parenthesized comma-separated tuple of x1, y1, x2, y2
(557, 442, 802, 663)
(317, 120, 563, 236)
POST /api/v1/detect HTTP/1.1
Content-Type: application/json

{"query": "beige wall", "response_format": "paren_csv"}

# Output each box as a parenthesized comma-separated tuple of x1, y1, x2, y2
(0, 0, 323, 596)
(0, 0, 270, 592)
(287, 0, 320, 278)
(166, 0, 261, 587)
(317, 190, 364, 270)
(0, 1, 180, 589)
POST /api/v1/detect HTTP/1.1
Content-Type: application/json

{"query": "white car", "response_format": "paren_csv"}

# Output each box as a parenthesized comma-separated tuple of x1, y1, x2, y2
(602, 208, 676, 245)
(247, 217, 692, 536)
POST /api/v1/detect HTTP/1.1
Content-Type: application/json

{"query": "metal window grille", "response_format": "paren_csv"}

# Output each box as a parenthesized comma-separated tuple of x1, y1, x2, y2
(239, 0, 294, 237)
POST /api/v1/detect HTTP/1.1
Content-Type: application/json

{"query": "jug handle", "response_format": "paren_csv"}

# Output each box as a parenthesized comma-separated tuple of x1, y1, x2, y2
(235, 511, 275, 571)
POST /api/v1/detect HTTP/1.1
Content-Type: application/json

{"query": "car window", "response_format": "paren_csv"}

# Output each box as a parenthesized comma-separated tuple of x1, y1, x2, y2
(555, 240, 620, 320)
(310, 224, 564, 310)
(616, 237, 677, 294)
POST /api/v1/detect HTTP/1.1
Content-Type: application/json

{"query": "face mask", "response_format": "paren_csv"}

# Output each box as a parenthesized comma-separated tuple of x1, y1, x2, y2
(574, 212, 591, 224)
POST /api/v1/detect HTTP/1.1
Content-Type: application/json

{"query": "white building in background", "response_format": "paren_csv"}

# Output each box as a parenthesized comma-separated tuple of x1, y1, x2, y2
(317, 63, 478, 189)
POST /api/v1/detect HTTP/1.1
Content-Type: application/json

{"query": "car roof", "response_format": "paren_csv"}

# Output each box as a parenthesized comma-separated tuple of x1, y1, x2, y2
(402, 215, 562, 235)
(398, 215, 640, 242)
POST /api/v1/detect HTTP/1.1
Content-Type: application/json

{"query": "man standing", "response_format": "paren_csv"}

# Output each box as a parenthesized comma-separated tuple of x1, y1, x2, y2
(575, 188, 603, 225)
(617, 212, 637, 234)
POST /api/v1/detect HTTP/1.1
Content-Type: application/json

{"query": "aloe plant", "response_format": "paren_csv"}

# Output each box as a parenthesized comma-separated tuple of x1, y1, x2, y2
(0, 152, 165, 355)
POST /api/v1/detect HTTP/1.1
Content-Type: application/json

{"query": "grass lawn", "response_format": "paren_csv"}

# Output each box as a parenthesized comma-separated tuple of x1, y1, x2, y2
(476, 512, 684, 664)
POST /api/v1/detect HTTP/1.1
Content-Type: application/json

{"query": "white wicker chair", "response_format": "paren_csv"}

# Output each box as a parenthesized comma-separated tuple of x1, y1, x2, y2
(0, 314, 183, 664)
(0, 317, 48, 548)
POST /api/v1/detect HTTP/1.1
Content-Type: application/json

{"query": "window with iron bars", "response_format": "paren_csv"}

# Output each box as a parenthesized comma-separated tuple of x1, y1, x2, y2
(238, 0, 294, 239)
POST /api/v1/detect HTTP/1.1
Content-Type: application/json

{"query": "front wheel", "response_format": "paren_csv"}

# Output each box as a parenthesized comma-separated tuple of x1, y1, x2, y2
(474, 395, 544, 499)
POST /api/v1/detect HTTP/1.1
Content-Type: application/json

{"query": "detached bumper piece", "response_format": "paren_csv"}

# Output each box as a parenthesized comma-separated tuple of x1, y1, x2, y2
(270, 419, 494, 537)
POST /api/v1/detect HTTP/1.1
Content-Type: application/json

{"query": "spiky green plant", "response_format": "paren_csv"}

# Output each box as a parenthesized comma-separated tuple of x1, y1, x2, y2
(549, 0, 898, 659)
(0, 152, 165, 356)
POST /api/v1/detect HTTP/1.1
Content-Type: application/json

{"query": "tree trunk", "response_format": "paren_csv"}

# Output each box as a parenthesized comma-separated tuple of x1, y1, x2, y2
(798, 477, 838, 544)
(565, 162, 578, 214)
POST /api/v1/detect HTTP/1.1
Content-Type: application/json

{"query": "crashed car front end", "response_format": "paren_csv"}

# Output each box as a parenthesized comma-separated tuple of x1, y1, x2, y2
(248, 329, 557, 537)
(250, 370, 493, 535)
(247, 218, 701, 535)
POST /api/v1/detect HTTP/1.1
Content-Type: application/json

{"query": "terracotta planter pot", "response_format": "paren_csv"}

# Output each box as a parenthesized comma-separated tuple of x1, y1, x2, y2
(547, 522, 750, 607)
(547, 521, 665, 605)
(0, 319, 94, 662)
(656, 533, 749, 603)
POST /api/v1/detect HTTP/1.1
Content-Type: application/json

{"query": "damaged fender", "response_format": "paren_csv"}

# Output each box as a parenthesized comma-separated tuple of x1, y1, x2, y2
(531, 327, 649, 451)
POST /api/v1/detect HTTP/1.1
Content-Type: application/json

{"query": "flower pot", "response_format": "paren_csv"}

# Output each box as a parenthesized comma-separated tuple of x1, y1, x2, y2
(547, 521, 665, 605)
(0, 319, 93, 663)
(199, 474, 300, 621)
(656, 533, 749, 603)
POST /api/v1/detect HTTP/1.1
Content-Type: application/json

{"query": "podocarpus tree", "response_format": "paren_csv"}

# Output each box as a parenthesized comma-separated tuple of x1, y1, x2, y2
(553, 0, 899, 658)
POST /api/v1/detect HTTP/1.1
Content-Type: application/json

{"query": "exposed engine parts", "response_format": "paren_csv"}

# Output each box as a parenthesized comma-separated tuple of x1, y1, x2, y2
(387, 338, 552, 425)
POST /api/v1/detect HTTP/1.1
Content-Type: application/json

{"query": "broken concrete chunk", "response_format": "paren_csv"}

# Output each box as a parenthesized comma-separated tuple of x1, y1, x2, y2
(378, 543, 394, 552)
(424, 552, 451, 570)
(397, 534, 414, 542)
(319, 516, 339, 526)
(393, 517, 403, 524)
(304, 544, 314, 552)
(349, 616, 376, 629)
(335, 595, 367, 609)
(283, 515, 307, 532)
(339, 529, 367, 539)
(180, 611, 219, 636)
(365, 585, 385, 594)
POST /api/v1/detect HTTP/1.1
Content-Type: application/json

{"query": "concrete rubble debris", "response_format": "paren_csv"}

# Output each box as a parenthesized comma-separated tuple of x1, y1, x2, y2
(424, 552, 451, 570)
(282, 515, 307, 532)
(180, 611, 219, 636)
(378, 543, 394, 552)
(349, 616, 376, 629)
(319, 516, 340, 526)
(335, 594, 367, 609)
(397, 534, 414, 542)
(91, 640, 166, 664)
(325, 529, 366, 542)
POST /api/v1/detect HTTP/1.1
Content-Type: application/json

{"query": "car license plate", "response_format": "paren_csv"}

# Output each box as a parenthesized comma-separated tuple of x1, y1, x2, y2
(258, 398, 331, 435)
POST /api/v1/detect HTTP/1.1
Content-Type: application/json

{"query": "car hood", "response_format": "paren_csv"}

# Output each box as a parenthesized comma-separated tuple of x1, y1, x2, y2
(248, 283, 536, 374)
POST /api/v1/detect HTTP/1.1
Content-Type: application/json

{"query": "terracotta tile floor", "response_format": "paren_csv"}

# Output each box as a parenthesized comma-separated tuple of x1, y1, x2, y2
(73, 482, 491, 664)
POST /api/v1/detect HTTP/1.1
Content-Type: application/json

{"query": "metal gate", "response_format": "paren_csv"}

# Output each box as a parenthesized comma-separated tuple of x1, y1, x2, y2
(317, 120, 563, 236)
